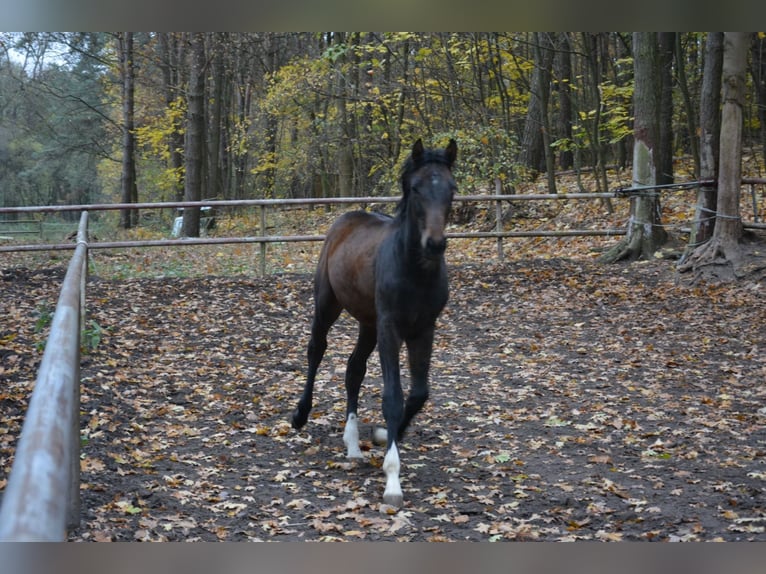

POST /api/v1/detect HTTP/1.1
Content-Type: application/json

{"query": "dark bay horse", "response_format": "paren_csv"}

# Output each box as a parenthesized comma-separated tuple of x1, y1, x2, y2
(291, 138, 458, 507)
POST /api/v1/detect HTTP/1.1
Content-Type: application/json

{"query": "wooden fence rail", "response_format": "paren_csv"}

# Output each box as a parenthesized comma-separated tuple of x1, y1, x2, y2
(0, 212, 88, 541)
(0, 193, 627, 271)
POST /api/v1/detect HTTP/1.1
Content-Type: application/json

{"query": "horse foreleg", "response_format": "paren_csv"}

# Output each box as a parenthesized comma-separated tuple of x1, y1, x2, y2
(382, 441, 402, 507)
(399, 328, 434, 440)
(342, 323, 377, 459)
(379, 323, 405, 507)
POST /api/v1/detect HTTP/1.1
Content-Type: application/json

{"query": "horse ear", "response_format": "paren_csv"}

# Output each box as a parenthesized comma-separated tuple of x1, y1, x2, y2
(412, 138, 424, 163)
(445, 138, 457, 167)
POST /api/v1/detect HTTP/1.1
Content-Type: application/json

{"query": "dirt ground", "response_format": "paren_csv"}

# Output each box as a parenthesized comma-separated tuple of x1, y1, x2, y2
(1, 254, 765, 541)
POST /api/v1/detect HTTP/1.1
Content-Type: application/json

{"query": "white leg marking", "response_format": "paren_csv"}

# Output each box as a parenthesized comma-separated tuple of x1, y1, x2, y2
(343, 413, 364, 459)
(382, 441, 403, 507)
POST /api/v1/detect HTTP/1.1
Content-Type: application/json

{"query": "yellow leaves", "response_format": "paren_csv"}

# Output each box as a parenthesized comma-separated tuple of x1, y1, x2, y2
(0, 333, 17, 344)
(81, 456, 105, 472)
(721, 509, 739, 520)
(109, 453, 128, 465)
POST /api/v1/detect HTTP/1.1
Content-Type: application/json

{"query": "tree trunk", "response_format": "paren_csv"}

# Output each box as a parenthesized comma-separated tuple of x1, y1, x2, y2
(600, 32, 667, 263)
(581, 34, 606, 193)
(686, 32, 723, 251)
(535, 33, 557, 194)
(680, 32, 748, 279)
(751, 33, 766, 173)
(657, 32, 675, 185)
(158, 32, 186, 201)
(182, 32, 206, 238)
(675, 33, 701, 180)
(207, 33, 225, 199)
(517, 32, 554, 177)
(555, 33, 574, 170)
(119, 32, 138, 229)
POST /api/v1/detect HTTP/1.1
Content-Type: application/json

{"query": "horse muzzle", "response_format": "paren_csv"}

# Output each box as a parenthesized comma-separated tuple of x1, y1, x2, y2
(425, 235, 447, 255)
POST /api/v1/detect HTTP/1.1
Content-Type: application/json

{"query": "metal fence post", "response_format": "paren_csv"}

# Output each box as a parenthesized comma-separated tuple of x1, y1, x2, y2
(494, 178, 504, 262)
(0, 211, 88, 541)
(259, 205, 267, 276)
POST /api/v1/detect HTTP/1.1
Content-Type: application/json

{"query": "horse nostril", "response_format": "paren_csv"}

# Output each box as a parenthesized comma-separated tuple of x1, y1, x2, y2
(426, 236, 447, 254)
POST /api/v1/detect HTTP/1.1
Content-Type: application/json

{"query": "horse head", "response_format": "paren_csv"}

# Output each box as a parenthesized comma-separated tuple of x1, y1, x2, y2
(399, 139, 458, 258)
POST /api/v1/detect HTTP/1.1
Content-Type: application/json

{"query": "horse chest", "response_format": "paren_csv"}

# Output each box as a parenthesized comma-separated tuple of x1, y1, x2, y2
(377, 270, 447, 332)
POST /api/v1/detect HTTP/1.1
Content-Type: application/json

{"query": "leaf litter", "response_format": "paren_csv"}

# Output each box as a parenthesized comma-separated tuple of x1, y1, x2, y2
(1, 256, 765, 541)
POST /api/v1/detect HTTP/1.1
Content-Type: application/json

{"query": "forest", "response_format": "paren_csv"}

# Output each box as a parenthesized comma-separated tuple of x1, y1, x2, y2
(1, 32, 765, 269)
(0, 34, 763, 202)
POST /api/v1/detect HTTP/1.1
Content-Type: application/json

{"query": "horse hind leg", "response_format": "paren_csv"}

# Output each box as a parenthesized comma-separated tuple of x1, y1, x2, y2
(291, 281, 342, 430)
(342, 323, 377, 459)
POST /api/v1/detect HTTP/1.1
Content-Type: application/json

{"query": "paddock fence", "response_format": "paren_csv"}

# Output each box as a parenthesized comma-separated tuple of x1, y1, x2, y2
(0, 188, 642, 274)
(2, 180, 765, 272)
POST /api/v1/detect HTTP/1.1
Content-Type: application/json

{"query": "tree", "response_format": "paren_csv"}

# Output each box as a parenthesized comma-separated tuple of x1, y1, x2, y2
(182, 32, 206, 238)
(119, 32, 138, 229)
(157, 32, 187, 201)
(601, 32, 667, 263)
(517, 32, 554, 184)
(751, 33, 766, 172)
(680, 32, 749, 278)
(580, 33, 610, 197)
(657, 32, 675, 185)
(0, 33, 112, 213)
(686, 32, 723, 251)
(554, 33, 574, 170)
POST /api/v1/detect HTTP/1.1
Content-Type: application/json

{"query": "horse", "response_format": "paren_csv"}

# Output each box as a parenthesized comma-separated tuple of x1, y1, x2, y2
(291, 138, 458, 507)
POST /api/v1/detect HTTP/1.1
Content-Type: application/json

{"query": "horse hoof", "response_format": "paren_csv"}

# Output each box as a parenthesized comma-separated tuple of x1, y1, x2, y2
(291, 409, 307, 430)
(372, 427, 387, 446)
(383, 492, 403, 508)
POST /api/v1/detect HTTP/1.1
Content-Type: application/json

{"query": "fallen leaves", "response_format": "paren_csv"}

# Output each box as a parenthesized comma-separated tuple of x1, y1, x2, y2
(2, 257, 766, 541)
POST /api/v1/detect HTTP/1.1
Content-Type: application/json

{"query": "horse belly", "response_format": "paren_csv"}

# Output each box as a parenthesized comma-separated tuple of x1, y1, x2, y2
(325, 214, 390, 325)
